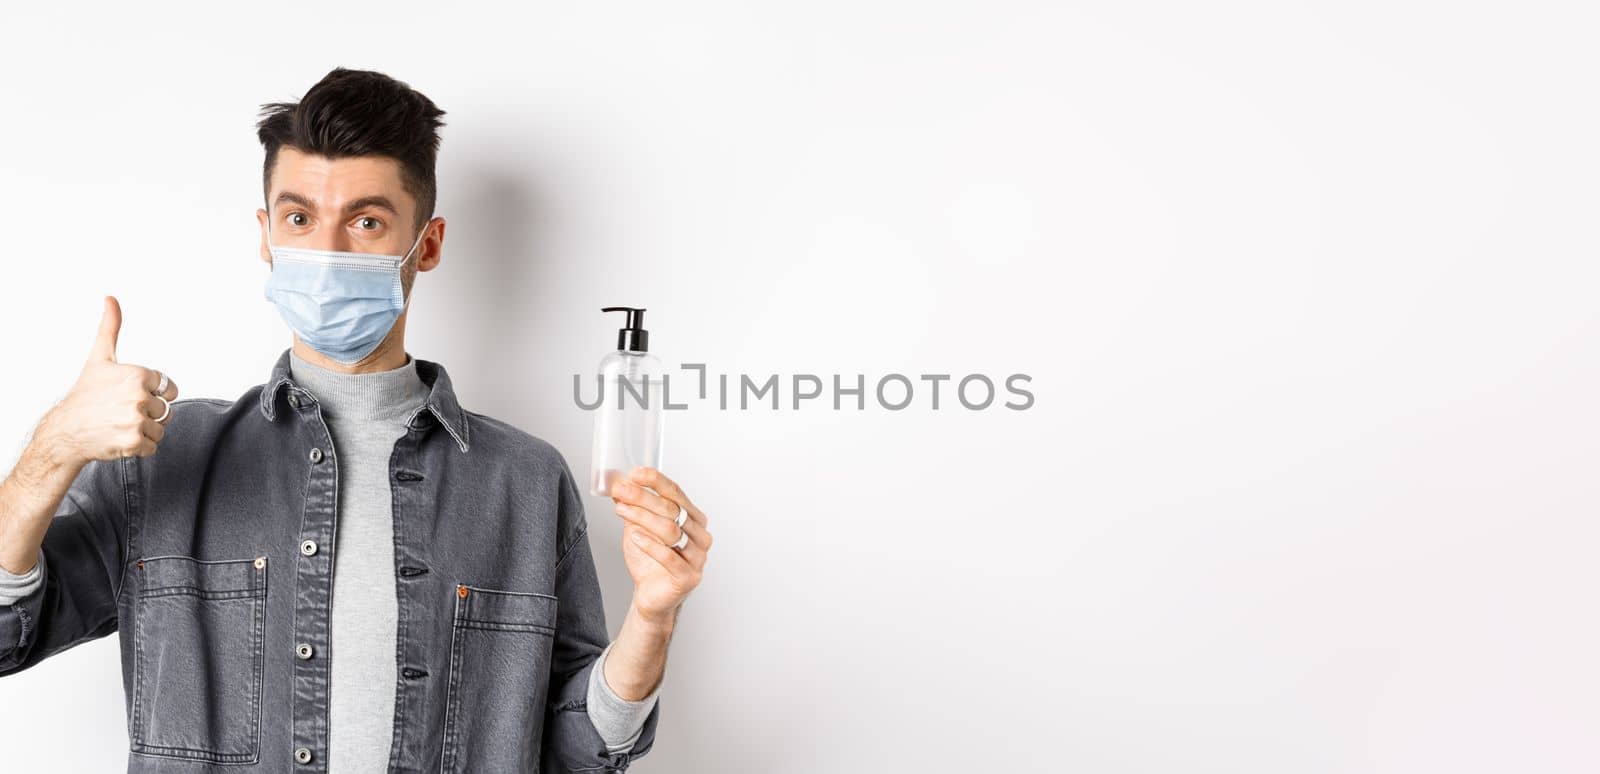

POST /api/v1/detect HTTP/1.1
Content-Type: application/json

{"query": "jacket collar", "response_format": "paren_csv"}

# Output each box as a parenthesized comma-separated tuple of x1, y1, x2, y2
(258, 346, 472, 453)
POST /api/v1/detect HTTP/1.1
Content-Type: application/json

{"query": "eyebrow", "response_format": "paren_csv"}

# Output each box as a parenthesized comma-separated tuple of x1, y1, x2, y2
(273, 191, 399, 218)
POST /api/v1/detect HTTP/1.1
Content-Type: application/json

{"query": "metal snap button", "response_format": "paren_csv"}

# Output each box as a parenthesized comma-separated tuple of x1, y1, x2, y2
(296, 643, 314, 660)
(300, 539, 318, 556)
(294, 747, 313, 764)
(308, 447, 323, 463)
(287, 393, 300, 408)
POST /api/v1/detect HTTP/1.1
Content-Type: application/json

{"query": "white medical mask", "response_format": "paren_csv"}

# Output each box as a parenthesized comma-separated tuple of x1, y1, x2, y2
(263, 221, 428, 364)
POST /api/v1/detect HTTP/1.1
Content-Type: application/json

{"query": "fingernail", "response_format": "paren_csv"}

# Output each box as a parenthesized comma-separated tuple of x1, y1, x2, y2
(629, 531, 647, 545)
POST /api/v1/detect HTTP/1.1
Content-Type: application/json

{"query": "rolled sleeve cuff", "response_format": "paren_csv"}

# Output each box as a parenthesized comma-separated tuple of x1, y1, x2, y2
(586, 640, 662, 753)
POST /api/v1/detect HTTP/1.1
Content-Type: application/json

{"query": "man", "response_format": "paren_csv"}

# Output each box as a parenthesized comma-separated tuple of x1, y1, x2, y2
(0, 67, 711, 773)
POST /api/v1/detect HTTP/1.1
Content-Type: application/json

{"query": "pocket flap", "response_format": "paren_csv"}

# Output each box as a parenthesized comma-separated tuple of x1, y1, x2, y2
(138, 555, 267, 598)
(454, 585, 557, 632)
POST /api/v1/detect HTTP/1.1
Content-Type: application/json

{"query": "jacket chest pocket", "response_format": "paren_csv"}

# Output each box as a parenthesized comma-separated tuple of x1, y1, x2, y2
(441, 584, 559, 774)
(130, 554, 268, 765)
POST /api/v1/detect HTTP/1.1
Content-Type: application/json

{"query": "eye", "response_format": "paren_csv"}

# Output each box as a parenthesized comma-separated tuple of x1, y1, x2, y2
(356, 216, 382, 231)
(287, 212, 309, 227)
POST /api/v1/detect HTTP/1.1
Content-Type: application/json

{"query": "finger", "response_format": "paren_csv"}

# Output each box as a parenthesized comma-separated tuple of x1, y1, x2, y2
(614, 489, 710, 556)
(138, 393, 166, 419)
(135, 435, 158, 457)
(629, 466, 706, 526)
(140, 417, 166, 445)
(613, 501, 676, 543)
(120, 426, 149, 457)
(619, 510, 711, 570)
(136, 366, 169, 396)
(614, 501, 708, 560)
(625, 526, 699, 582)
(89, 296, 121, 364)
(609, 479, 678, 521)
(629, 467, 696, 511)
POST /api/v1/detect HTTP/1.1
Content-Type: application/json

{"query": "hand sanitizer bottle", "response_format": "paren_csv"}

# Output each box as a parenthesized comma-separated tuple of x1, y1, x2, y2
(590, 306, 666, 496)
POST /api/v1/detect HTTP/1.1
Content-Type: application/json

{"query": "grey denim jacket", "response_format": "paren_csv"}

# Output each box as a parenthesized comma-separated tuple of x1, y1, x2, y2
(0, 347, 659, 773)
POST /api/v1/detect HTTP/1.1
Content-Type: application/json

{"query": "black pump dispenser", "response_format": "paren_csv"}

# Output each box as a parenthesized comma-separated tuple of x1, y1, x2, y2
(601, 306, 649, 352)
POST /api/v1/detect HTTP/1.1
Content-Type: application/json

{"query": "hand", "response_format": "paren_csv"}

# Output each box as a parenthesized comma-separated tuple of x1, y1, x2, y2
(36, 296, 180, 467)
(608, 467, 712, 626)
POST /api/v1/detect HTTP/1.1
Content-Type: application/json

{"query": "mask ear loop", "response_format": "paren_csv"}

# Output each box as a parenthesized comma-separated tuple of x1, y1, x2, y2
(397, 220, 430, 314)
(400, 221, 429, 267)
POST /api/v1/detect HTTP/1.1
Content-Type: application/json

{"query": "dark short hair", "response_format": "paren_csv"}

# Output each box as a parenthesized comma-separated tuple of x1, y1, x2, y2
(256, 68, 447, 233)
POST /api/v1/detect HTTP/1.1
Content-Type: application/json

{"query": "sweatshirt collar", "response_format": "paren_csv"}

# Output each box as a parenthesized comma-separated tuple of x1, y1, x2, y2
(258, 346, 471, 453)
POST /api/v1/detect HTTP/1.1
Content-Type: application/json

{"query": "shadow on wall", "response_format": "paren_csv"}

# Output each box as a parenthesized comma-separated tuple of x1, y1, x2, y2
(444, 168, 547, 395)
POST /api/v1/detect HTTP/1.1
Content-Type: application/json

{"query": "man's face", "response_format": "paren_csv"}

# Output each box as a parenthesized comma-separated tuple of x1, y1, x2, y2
(257, 146, 438, 295)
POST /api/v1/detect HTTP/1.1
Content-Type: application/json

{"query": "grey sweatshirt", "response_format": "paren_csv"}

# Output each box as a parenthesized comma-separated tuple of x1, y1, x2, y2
(0, 349, 658, 766)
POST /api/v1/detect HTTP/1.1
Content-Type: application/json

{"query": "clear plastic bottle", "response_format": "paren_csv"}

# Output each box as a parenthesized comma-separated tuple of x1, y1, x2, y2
(590, 307, 666, 496)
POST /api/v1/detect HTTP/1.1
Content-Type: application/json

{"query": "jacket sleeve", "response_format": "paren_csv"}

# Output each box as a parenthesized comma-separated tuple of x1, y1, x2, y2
(541, 458, 662, 773)
(0, 456, 133, 675)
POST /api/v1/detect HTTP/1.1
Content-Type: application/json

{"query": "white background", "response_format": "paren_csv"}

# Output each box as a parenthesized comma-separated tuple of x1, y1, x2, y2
(2, 2, 1596, 772)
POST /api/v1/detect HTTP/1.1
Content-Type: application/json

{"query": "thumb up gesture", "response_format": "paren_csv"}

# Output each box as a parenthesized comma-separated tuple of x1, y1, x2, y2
(37, 296, 180, 466)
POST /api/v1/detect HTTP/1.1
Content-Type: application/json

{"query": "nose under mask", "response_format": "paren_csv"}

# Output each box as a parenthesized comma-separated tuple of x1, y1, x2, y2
(263, 223, 428, 364)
